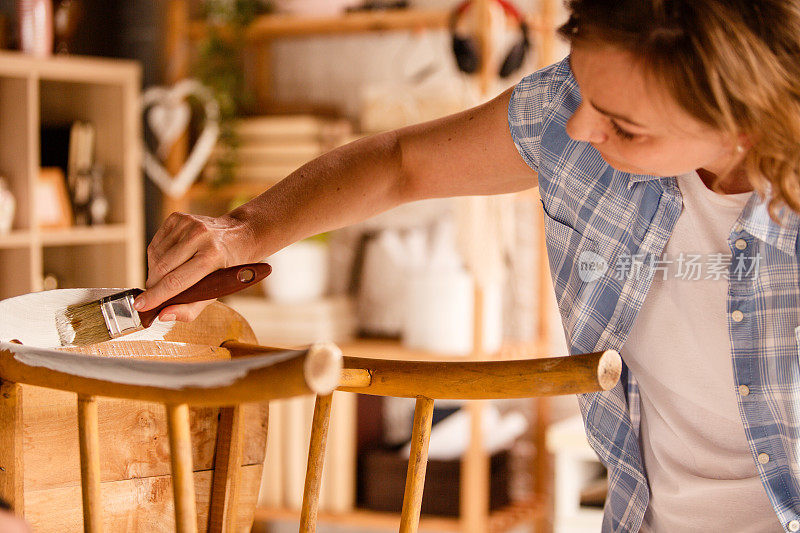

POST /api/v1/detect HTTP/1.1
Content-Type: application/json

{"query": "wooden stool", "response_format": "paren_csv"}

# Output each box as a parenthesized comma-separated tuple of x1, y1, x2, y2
(0, 296, 342, 533)
(225, 343, 622, 533)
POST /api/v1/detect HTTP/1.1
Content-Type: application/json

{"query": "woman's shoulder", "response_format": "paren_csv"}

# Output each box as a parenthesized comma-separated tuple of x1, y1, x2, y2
(516, 56, 572, 95)
(508, 56, 575, 173)
(511, 56, 573, 116)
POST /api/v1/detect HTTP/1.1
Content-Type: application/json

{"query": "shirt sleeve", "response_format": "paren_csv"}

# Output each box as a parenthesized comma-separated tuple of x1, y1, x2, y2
(507, 58, 568, 174)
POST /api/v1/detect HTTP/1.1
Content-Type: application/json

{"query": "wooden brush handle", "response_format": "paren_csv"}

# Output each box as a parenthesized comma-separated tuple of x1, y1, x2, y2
(138, 263, 272, 327)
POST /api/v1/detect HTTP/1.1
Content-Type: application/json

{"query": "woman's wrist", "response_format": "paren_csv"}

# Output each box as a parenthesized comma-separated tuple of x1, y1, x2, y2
(219, 211, 263, 265)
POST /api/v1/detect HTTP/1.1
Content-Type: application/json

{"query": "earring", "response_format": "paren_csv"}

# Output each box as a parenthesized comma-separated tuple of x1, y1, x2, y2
(736, 145, 745, 153)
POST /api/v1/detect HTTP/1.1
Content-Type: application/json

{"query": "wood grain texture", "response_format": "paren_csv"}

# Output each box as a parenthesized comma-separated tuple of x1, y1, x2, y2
(77, 395, 103, 533)
(399, 397, 434, 533)
(24, 464, 262, 532)
(162, 302, 258, 347)
(21, 387, 268, 492)
(207, 406, 243, 533)
(338, 350, 622, 399)
(61, 340, 232, 361)
(299, 394, 332, 533)
(168, 403, 198, 533)
(0, 380, 23, 513)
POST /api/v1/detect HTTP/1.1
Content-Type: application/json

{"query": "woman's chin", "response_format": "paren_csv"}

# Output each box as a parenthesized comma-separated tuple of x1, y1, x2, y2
(597, 151, 664, 176)
(597, 152, 640, 173)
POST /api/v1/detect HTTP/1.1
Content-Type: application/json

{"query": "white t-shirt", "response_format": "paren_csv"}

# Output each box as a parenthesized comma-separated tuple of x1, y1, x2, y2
(623, 170, 782, 532)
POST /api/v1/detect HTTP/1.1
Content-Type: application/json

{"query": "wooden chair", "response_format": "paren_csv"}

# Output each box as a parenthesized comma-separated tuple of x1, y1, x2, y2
(225, 343, 623, 533)
(0, 296, 343, 533)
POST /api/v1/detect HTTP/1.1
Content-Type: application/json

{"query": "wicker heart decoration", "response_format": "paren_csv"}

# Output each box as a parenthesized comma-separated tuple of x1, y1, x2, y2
(141, 79, 219, 198)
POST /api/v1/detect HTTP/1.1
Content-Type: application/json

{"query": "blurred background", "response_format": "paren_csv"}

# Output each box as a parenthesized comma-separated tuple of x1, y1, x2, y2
(0, 1, 605, 532)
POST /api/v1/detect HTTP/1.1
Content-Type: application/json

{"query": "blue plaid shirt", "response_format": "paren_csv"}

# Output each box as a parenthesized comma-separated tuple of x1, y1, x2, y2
(509, 56, 800, 532)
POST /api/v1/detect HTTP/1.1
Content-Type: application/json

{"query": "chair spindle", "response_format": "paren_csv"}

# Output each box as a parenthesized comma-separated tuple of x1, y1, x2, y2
(399, 396, 435, 533)
(167, 403, 198, 533)
(77, 394, 102, 533)
(299, 393, 333, 533)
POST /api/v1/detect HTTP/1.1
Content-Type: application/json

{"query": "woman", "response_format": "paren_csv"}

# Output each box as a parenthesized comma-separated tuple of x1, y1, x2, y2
(139, 1, 800, 530)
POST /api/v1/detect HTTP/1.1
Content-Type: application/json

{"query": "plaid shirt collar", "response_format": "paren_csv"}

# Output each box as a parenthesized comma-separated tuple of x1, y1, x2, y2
(628, 172, 800, 255)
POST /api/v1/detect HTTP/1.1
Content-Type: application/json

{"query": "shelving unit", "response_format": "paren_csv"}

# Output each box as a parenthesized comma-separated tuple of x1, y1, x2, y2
(0, 52, 143, 299)
(165, 2, 558, 532)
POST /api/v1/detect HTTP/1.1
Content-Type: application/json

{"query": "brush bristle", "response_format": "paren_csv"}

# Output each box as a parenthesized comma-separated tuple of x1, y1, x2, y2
(56, 300, 112, 346)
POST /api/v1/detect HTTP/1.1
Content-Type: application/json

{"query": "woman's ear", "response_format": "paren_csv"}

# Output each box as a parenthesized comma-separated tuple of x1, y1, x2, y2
(735, 131, 754, 152)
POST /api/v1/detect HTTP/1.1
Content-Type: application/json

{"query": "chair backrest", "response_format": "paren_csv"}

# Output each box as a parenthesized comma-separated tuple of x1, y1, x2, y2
(0, 292, 343, 533)
(228, 343, 620, 533)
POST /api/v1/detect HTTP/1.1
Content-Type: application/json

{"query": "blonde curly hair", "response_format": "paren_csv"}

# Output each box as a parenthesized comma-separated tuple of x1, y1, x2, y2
(559, 0, 800, 222)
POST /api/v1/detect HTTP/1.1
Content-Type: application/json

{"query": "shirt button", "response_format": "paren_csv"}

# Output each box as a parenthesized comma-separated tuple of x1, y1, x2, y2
(732, 310, 744, 322)
(788, 520, 800, 532)
(739, 384, 750, 396)
(735, 238, 747, 250)
(758, 453, 770, 464)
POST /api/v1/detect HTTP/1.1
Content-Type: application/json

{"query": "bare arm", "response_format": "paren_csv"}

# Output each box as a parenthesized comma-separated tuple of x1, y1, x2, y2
(137, 86, 538, 319)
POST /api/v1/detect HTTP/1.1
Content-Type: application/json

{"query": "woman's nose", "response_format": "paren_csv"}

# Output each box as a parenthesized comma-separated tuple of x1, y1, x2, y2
(566, 103, 608, 144)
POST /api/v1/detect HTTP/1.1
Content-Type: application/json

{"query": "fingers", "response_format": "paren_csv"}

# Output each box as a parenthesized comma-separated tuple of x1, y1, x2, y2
(141, 212, 245, 316)
(146, 214, 210, 289)
(136, 252, 221, 312)
(156, 300, 214, 322)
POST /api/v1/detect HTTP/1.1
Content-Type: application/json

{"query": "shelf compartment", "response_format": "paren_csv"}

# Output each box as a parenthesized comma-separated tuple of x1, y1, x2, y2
(0, 76, 35, 232)
(43, 242, 129, 289)
(0, 248, 33, 299)
(0, 230, 33, 249)
(40, 224, 128, 246)
(40, 80, 128, 226)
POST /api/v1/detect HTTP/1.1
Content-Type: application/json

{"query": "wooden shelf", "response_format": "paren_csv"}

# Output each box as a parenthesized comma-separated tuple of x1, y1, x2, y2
(254, 497, 544, 533)
(0, 51, 139, 85)
(189, 9, 451, 41)
(0, 230, 32, 249)
(189, 8, 546, 42)
(0, 52, 143, 297)
(40, 224, 129, 246)
(337, 337, 548, 362)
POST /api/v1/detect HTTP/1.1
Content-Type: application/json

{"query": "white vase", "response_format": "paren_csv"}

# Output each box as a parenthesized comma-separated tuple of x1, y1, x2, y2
(264, 240, 329, 304)
(402, 269, 475, 356)
(17, 0, 53, 57)
(402, 270, 503, 356)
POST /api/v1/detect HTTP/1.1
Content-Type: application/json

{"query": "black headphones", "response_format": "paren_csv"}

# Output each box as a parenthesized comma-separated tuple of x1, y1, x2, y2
(449, 0, 531, 78)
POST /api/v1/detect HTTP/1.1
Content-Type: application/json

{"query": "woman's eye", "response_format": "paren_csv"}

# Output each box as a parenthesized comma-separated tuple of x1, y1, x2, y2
(610, 120, 636, 141)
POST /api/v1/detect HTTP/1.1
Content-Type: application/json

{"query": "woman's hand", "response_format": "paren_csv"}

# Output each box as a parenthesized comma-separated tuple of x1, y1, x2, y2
(134, 212, 258, 322)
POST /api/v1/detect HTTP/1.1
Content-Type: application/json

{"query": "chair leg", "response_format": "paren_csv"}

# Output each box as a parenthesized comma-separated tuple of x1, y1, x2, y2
(208, 405, 244, 533)
(77, 395, 102, 533)
(0, 381, 23, 515)
(399, 396, 435, 533)
(167, 403, 198, 533)
(299, 394, 333, 533)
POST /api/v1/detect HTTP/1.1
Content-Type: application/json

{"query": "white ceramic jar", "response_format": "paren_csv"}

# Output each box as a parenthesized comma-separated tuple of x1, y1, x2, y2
(264, 240, 329, 303)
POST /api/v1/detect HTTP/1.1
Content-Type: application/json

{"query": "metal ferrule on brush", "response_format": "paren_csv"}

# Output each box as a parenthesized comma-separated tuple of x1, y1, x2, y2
(99, 289, 143, 338)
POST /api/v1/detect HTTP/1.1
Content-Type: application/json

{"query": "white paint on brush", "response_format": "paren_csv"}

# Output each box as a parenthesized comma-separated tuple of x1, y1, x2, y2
(0, 288, 176, 347)
(0, 289, 303, 388)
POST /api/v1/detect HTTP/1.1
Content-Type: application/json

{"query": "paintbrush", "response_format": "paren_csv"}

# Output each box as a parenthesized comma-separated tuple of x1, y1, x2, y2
(55, 262, 272, 347)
